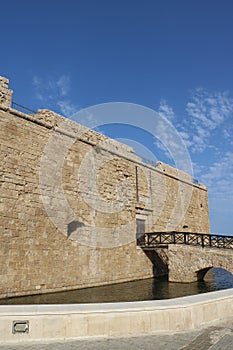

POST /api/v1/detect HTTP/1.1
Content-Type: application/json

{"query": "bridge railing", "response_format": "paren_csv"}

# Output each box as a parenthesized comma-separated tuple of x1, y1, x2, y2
(137, 232, 233, 250)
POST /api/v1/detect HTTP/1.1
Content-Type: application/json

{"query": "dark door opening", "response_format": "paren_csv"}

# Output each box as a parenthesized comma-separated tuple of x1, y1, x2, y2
(136, 219, 146, 245)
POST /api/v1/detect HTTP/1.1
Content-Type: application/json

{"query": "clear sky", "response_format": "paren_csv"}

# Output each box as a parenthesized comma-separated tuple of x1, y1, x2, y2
(1, 0, 233, 235)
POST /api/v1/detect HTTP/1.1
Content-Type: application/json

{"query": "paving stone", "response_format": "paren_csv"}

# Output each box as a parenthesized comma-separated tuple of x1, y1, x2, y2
(211, 334, 233, 350)
(1, 321, 233, 350)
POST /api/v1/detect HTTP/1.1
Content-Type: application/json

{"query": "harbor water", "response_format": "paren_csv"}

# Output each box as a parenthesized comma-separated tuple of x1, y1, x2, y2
(0, 268, 232, 305)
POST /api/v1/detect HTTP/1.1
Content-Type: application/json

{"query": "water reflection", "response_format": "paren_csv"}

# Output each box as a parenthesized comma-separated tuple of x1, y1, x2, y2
(0, 268, 232, 305)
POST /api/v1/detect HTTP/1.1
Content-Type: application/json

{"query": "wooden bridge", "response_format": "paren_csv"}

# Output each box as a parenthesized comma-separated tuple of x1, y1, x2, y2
(137, 231, 233, 250)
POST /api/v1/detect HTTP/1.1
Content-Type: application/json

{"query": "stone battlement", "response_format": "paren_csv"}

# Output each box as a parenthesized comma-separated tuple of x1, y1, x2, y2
(0, 78, 205, 189)
(0, 76, 13, 109)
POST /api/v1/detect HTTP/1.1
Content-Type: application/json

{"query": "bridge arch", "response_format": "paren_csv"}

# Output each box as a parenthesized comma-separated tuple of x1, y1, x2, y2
(168, 245, 233, 283)
(196, 265, 233, 281)
(196, 267, 212, 281)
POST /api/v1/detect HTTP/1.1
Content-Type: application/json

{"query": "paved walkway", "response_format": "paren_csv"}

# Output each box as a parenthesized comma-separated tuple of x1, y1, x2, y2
(1, 319, 232, 350)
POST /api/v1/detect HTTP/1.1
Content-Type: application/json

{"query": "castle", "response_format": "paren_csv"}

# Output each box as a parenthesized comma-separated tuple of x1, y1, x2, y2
(0, 76, 210, 298)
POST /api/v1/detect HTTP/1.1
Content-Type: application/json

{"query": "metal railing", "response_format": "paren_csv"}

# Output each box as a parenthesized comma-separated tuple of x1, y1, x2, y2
(12, 101, 36, 114)
(140, 157, 156, 167)
(137, 231, 233, 250)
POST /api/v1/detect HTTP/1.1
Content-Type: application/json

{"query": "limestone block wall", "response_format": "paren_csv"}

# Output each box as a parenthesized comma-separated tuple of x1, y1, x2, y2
(0, 76, 210, 298)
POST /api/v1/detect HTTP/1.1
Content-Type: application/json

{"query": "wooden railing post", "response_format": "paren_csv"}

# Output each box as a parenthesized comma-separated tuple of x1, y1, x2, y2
(201, 234, 204, 248)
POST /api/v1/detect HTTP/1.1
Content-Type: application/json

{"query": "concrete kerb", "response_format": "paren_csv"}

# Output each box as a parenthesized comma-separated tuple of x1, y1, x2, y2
(0, 289, 232, 344)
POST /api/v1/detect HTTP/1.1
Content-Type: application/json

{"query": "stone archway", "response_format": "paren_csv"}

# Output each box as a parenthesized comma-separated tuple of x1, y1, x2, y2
(168, 245, 233, 283)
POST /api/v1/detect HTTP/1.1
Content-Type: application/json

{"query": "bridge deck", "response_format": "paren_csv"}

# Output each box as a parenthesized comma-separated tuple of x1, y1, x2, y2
(137, 232, 233, 250)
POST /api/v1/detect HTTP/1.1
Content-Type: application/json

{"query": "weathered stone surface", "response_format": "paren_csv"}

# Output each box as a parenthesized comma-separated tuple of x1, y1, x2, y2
(0, 76, 210, 298)
(168, 245, 233, 282)
(0, 77, 12, 109)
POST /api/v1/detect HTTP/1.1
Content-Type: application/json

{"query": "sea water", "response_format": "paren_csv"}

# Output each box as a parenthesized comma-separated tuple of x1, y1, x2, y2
(0, 268, 232, 305)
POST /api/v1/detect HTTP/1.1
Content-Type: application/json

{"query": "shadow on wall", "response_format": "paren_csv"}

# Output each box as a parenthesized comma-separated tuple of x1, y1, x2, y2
(196, 267, 213, 281)
(142, 249, 169, 276)
(67, 220, 85, 238)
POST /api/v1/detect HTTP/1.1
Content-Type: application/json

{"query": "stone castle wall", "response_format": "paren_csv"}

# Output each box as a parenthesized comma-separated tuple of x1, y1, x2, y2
(0, 76, 210, 298)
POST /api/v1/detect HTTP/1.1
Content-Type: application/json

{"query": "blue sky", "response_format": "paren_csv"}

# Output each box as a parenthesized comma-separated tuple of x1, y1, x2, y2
(1, 0, 233, 235)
